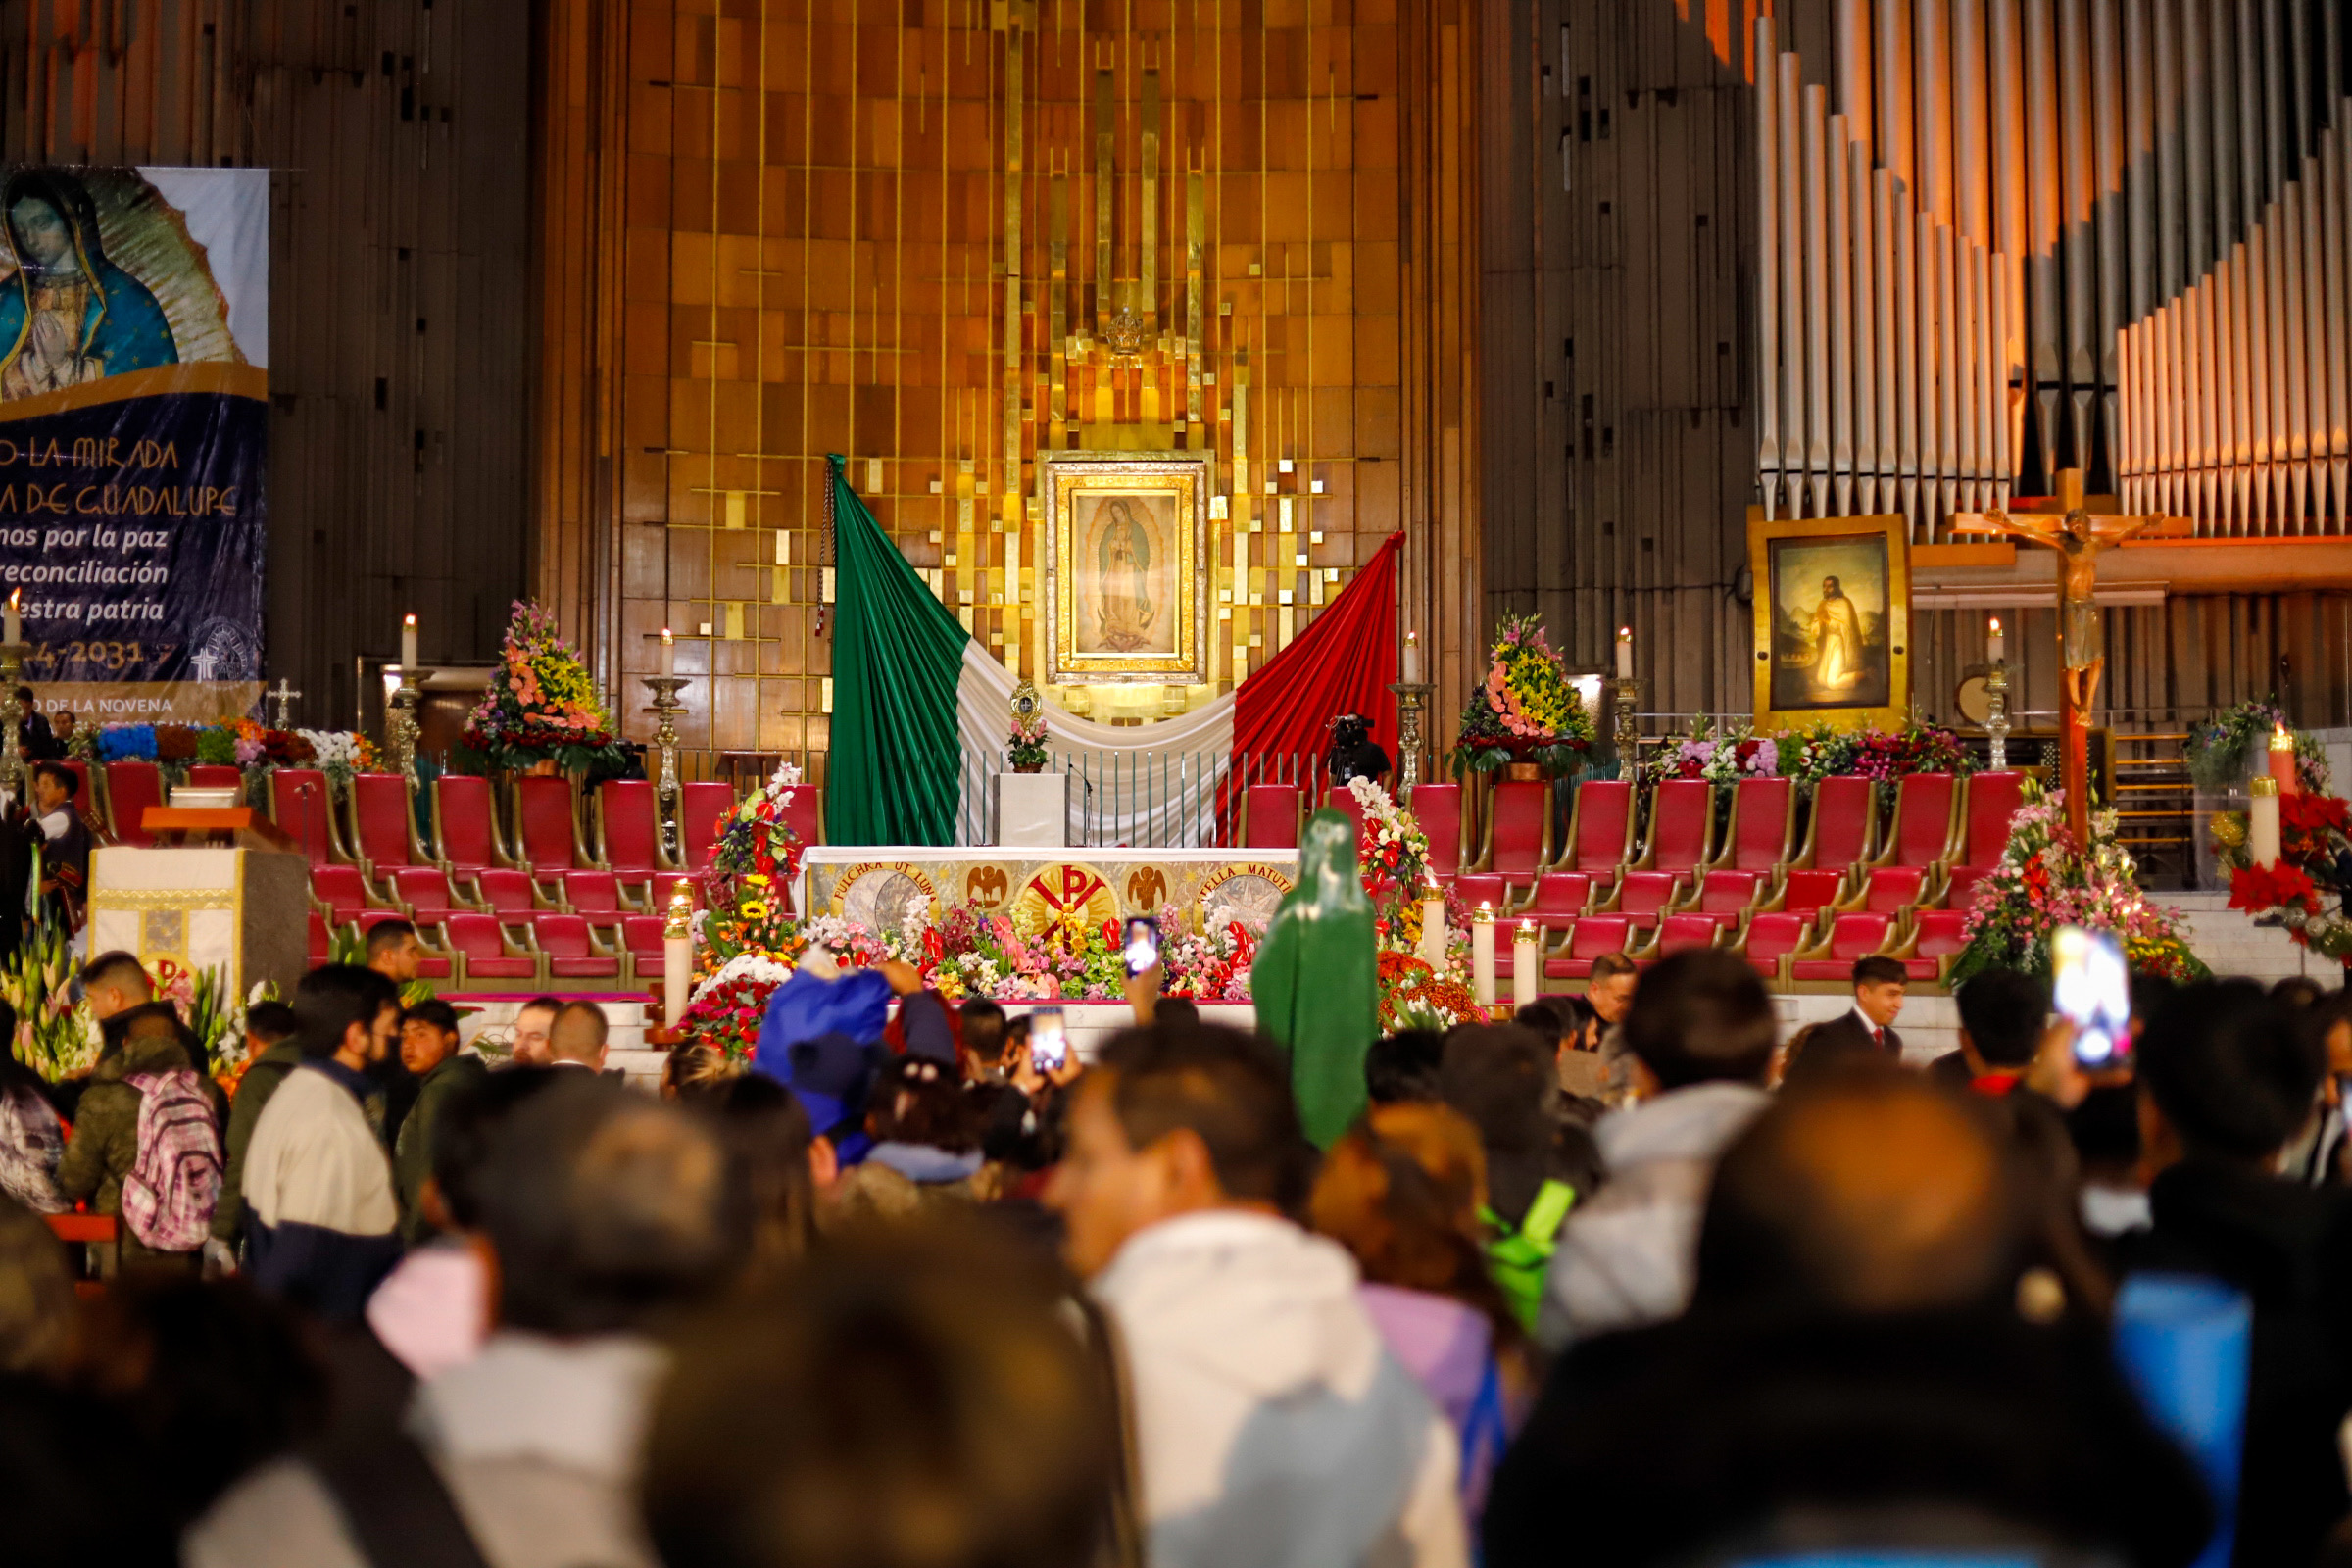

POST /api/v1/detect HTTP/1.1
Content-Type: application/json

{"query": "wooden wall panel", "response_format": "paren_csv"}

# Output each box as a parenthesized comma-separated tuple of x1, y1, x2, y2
(0, 0, 534, 728)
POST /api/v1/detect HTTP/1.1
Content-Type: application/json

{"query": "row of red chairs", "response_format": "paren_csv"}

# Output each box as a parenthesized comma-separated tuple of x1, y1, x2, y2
(309, 905, 680, 989)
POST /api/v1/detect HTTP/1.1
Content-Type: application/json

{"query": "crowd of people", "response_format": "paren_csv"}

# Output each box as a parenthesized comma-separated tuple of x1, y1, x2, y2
(0, 920, 2345, 1568)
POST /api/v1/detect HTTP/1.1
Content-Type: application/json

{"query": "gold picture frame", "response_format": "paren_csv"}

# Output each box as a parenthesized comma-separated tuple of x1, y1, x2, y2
(1748, 511, 1912, 732)
(1041, 451, 1211, 685)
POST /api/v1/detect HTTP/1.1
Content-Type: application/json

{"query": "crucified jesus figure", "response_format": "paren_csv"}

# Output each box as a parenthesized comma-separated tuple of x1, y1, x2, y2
(1953, 468, 2172, 846)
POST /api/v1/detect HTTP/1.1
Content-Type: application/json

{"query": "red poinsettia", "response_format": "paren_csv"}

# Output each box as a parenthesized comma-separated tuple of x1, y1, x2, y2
(2230, 861, 2321, 915)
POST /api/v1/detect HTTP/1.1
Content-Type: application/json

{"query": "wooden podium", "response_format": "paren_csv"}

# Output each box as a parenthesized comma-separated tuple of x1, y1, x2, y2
(88, 808, 310, 1000)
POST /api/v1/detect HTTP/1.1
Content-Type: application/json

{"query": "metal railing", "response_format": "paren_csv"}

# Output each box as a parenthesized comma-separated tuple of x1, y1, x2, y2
(957, 749, 1346, 850)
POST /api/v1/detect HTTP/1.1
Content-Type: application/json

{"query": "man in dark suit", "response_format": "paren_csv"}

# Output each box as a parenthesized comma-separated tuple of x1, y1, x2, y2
(1788, 955, 1908, 1081)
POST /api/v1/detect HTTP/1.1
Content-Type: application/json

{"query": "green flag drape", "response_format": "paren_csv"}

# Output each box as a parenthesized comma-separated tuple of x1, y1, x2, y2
(823, 455, 971, 847)
(1251, 808, 1380, 1147)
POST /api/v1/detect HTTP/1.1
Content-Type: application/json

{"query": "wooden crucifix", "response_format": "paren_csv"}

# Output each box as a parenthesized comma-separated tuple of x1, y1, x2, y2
(1952, 468, 2183, 847)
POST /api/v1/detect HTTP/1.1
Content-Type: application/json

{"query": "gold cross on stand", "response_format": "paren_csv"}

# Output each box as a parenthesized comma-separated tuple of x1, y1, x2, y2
(1951, 467, 2187, 846)
(266, 677, 302, 730)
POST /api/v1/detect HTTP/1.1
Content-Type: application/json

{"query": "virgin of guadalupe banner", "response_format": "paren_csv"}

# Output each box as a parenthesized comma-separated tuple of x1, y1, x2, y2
(0, 167, 268, 725)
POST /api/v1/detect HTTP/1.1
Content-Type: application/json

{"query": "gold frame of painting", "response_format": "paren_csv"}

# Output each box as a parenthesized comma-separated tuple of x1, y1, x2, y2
(1748, 511, 1912, 732)
(1041, 451, 1211, 685)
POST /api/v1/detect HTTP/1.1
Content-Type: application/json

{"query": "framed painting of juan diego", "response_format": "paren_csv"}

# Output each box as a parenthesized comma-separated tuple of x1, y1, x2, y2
(1041, 452, 1211, 685)
(1748, 511, 1912, 732)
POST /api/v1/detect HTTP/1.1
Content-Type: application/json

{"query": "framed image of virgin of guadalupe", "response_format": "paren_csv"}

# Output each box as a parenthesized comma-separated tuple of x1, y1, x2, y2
(1041, 452, 1211, 685)
(1748, 511, 1912, 732)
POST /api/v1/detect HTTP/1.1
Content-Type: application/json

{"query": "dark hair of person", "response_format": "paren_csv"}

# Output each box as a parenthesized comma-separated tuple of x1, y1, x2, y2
(2136, 979, 2327, 1162)
(1851, 954, 1909, 989)
(243, 1000, 298, 1046)
(1097, 1023, 1302, 1205)
(1512, 1000, 1566, 1049)
(642, 1222, 1120, 1568)
(686, 1071, 816, 1275)
(0, 1194, 74, 1374)
(1153, 996, 1200, 1028)
(2272, 974, 2327, 1009)
(11, 685, 31, 707)
(428, 1067, 565, 1231)
(403, 998, 461, 1035)
(64, 1273, 326, 1535)
(28, 760, 74, 799)
(1437, 1023, 1560, 1226)
(868, 1056, 979, 1153)
(363, 918, 418, 957)
(958, 1000, 1007, 1063)
(518, 994, 564, 1019)
(76, 950, 148, 997)
(1365, 1028, 1444, 1105)
(1954, 967, 2050, 1069)
(2066, 1083, 2142, 1180)
(291, 964, 399, 1062)
(1557, 992, 1598, 1042)
(1588, 951, 1637, 985)
(0, 1371, 176, 1563)
(1624, 949, 1777, 1090)
(471, 1073, 738, 1336)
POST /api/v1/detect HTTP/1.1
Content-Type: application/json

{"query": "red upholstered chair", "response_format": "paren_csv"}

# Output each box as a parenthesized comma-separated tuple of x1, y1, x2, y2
(1834, 865, 1931, 916)
(1323, 787, 1369, 847)
(619, 915, 668, 990)
(185, 764, 243, 790)
(310, 865, 372, 925)
(514, 776, 589, 879)
(562, 870, 631, 928)
(1790, 775, 1880, 880)
(1544, 916, 1634, 980)
(433, 775, 509, 884)
(1638, 913, 1726, 961)
(648, 871, 700, 912)
(679, 781, 738, 871)
(774, 779, 823, 849)
(1790, 912, 1899, 982)
(1943, 771, 2029, 907)
(1450, 873, 1508, 914)
(1605, 872, 1681, 932)
(391, 867, 474, 929)
(1242, 785, 1302, 850)
(1710, 776, 1798, 878)
(1515, 871, 1595, 936)
(534, 914, 621, 981)
(596, 781, 668, 881)
(1551, 779, 1635, 887)
(56, 760, 98, 833)
(349, 773, 423, 889)
(1467, 778, 1553, 896)
(1633, 779, 1717, 881)
(1872, 773, 1963, 883)
(1677, 868, 1766, 932)
(103, 761, 164, 847)
(1737, 911, 1811, 981)
(474, 868, 542, 920)
(270, 769, 343, 867)
(1408, 782, 1467, 884)
(1899, 908, 1974, 982)
(307, 911, 330, 966)
(444, 913, 541, 986)
(1770, 868, 1848, 921)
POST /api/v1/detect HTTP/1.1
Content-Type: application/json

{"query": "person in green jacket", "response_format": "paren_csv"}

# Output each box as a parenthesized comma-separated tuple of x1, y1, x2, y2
(209, 1000, 303, 1252)
(393, 998, 487, 1244)
(55, 1003, 208, 1269)
(1251, 808, 1380, 1149)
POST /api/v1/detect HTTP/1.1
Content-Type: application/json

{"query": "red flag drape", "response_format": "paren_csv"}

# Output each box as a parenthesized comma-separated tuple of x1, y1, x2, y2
(1222, 531, 1404, 832)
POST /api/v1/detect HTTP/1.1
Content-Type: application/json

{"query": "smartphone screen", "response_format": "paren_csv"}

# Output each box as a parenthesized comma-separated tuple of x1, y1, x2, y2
(1123, 916, 1161, 978)
(1029, 1006, 1068, 1073)
(2051, 924, 2132, 1067)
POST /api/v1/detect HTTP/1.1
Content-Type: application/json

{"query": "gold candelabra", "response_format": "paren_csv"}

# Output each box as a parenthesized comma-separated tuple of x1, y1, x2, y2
(386, 675, 421, 783)
(644, 675, 691, 860)
(1984, 659, 2011, 771)
(1390, 681, 1431, 794)
(0, 641, 25, 801)
(1610, 675, 1642, 780)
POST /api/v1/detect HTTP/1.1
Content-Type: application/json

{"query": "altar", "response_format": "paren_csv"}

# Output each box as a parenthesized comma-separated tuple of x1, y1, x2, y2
(88, 843, 311, 1001)
(800, 846, 1298, 934)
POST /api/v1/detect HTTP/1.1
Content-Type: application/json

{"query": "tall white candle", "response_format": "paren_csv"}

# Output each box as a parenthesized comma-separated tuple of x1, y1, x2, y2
(2249, 776, 2282, 867)
(6, 590, 21, 646)
(1986, 615, 2004, 662)
(1615, 625, 1634, 679)
(661, 627, 675, 676)
(1402, 629, 1421, 683)
(401, 612, 418, 672)
(1471, 904, 1497, 1009)
(1512, 920, 1540, 1010)
(1419, 892, 1448, 971)
(664, 882, 696, 1028)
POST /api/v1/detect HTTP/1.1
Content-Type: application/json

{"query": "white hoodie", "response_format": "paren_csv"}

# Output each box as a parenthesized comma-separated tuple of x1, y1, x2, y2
(1093, 1208, 1468, 1568)
(1536, 1079, 1770, 1350)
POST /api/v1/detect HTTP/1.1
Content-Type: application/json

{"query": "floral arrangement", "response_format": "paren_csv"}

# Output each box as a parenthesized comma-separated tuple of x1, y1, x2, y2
(65, 718, 373, 799)
(1377, 949, 1485, 1031)
(1773, 719, 1974, 786)
(2211, 791, 2352, 957)
(1648, 720, 1783, 787)
(297, 729, 381, 791)
(676, 954, 799, 1065)
(1008, 710, 1051, 772)
(1348, 777, 1435, 949)
(1949, 778, 2206, 984)
(2186, 699, 2332, 794)
(0, 901, 94, 1081)
(459, 600, 626, 775)
(1449, 613, 1594, 777)
(707, 761, 808, 913)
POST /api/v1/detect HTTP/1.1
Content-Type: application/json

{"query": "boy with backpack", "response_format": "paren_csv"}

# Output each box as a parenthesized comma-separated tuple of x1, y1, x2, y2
(54, 1001, 223, 1270)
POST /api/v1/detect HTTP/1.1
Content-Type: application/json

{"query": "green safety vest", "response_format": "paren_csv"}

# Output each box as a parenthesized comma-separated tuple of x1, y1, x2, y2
(1482, 1178, 1577, 1332)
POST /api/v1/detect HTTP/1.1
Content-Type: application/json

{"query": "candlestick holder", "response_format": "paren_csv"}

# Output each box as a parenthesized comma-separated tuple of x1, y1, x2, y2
(644, 675, 691, 860)
(386, 677, 421, 783)
(1390, 681, 1432, 794)
(1984, 658, 2011, 771)
(1610, 675, 1642, 780)
(0, 641, 26, 800)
